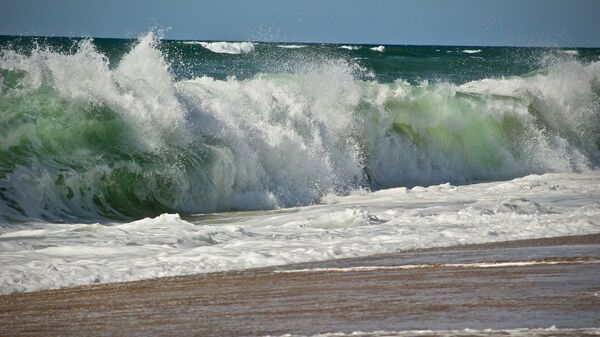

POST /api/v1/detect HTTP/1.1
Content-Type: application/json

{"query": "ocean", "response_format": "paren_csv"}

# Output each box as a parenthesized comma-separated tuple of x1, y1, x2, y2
(0, 33, 599, 293)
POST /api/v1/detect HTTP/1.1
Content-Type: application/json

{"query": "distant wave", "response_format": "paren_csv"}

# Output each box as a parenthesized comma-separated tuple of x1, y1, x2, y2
(561, 50, 579, 56)
(191, 41, 255, 54)
(462, 49, 482, 54)
(340, 45, 361, 50)
(277, 44, 306, 49)
(370, 45, 385, 52)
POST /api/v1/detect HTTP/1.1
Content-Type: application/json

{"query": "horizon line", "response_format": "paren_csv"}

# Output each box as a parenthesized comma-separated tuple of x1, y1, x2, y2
(1, 34, 599, 49)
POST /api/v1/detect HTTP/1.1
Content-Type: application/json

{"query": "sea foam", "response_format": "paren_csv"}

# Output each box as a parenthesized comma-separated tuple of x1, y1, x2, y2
(0, 34, 599, 221)
(1, 172, 599, 293)
(370, 45, 385, 52)
(277, 44, 306, 49)
(1, 33, 600, 294)
(193, 41, 256, 54)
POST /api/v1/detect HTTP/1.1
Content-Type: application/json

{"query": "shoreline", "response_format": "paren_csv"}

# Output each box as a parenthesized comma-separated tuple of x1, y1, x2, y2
(5, 232, 600, 296)
(1, 233, 599, 336)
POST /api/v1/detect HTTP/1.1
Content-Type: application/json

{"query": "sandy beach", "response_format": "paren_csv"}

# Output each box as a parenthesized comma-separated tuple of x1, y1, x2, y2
(2, 2, 600, 337)
(1, 234, 599, 336)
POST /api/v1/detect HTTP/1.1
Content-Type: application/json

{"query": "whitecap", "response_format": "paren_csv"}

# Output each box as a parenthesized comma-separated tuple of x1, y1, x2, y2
(462, 49, 482, 54)
(340, 45, 361, 50)
(561, 49, 579, 56)
(277, 44, 306, 49)
(198, 41, 255, 54)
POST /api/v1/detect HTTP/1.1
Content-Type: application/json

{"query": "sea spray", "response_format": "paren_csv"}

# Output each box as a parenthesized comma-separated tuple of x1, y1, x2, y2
(1, 34, 600, 294)
(0, 34, 599, 221)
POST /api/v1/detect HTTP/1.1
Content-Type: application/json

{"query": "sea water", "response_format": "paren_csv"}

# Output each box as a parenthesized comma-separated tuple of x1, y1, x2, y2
(0, 33, 599, 293)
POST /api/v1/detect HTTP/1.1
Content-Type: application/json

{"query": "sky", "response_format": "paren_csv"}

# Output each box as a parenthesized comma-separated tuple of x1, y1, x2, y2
(1, 0, 600, 47)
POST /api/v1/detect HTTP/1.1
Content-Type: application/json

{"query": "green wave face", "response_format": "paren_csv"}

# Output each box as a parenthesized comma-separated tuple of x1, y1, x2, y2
(0, 82, 227, 220)
(364, 85, 526, 187)
(0, 35, 598, 221)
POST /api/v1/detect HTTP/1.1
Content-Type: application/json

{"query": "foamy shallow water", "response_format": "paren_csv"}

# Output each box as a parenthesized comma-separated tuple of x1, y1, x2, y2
(1, 171, 599, 294)
(270, 326, 600, 337)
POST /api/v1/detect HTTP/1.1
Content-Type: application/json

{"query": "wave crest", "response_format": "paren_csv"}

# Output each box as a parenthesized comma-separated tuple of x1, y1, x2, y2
(1, 34, 599, 220)
(193, 41, 256, 54)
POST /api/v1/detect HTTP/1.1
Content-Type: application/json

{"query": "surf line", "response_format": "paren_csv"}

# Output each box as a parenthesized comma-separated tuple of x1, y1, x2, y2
(274, 257, 600, 274)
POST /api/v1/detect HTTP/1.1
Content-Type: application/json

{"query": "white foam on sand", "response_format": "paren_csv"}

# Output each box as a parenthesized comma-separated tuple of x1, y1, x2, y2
(1, 172, 599, 294)
(275, 259, 600, 274)
(269, 326, 600, 337)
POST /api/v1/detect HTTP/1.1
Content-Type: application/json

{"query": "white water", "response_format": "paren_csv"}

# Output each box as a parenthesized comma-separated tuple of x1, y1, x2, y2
(1, 34, 600, 293)
(194, 41, 256, 54)
(370, 45, 385, 52)
(2, 33, 599, 219)
(277, 44, 307, 49)
(561, 50, 580, 56)
(462, 49, 482, 54)
(276, 259, 600, 273)
(270, 326, 600, 337)
(1, 172, 599, 293)
(340, 45, 361, 50)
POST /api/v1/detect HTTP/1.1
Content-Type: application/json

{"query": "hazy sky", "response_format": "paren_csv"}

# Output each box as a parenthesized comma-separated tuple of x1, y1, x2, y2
(1, 0, 599, 47)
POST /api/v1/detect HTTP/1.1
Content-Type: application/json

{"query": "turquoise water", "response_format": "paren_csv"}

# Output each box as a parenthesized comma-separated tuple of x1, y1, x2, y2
(1, 34, 599, 220)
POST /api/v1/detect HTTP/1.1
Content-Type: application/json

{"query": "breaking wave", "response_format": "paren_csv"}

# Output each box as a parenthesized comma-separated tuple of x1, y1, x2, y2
(0, 33, 599, 221)
(187, 41, 255, 54)
(561, 50, 580, 56)
(277, 44, 306, 49)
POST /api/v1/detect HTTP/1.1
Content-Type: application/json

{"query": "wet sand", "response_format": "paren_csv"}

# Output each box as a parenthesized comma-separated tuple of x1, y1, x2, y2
(1, 234, 599, 336)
